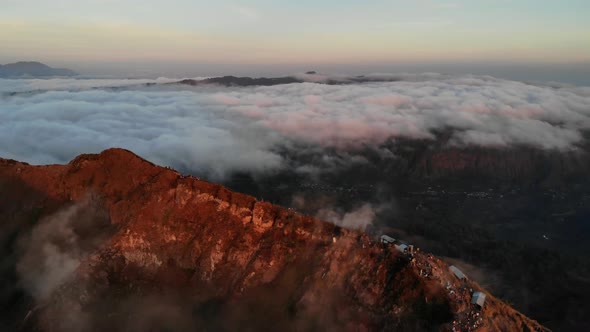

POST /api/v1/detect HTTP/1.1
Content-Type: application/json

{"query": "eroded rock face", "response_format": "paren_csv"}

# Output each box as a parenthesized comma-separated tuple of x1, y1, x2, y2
(0, 149, 545, 331)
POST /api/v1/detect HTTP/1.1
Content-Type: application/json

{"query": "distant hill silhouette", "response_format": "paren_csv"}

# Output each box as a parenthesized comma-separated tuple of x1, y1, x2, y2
(0, 61, 77, 78)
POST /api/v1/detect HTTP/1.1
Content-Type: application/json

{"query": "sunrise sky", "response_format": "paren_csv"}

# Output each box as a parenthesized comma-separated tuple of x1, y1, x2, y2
(1, 0, 589, 81)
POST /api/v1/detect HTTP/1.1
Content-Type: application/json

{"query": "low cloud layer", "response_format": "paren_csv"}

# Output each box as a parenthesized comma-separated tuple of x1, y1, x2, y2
(1, 75, 589, 178)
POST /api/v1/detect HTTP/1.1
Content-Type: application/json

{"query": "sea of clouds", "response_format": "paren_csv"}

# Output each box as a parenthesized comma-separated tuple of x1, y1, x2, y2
(1, 74, 589, 179)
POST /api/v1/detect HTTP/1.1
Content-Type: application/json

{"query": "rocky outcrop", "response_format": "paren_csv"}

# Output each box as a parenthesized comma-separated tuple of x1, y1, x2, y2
(0, 149, 546, 331)
(172, 74, 402, 87)
(177, 76, 301, 87)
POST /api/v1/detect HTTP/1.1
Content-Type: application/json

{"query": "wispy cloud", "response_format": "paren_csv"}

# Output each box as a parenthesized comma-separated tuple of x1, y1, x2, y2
(385, 18, 454, 29)
(227, 4, 259, 21)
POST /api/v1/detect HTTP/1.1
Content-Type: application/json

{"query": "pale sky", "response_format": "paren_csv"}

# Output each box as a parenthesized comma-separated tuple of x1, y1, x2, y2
(1, 0, 589, 77)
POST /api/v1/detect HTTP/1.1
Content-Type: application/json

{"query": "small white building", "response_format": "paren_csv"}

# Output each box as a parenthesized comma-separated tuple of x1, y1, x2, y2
(381, 235, 395, 244)
(395, 243, 415, 255)
(471, 291, 486, 308)
(395, 243, 408, 252)
(449, 265, 467, 280)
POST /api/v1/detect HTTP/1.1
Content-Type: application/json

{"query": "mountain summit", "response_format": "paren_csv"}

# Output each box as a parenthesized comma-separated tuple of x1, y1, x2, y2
(0, 149, 545, 331)
(0, 61, 77, 78)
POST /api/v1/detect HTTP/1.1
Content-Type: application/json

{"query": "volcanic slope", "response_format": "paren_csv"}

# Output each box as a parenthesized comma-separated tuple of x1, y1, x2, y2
(0, 148, 545, 331)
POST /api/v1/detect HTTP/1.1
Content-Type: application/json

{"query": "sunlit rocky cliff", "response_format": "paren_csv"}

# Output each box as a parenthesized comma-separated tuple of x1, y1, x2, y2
(0, 149, 545, 331)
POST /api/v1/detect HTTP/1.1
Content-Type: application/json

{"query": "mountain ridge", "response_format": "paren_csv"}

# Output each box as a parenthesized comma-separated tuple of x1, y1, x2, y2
(0, 148, 546, 331)
(0, 61, 77, 78)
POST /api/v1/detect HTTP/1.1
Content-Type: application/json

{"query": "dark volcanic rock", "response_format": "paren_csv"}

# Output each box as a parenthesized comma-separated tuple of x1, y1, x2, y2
(173, 74, 402, 87)
(178, 76, 302, 87)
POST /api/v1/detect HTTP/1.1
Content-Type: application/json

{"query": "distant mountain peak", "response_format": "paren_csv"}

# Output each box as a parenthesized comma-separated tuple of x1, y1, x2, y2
(0, 61, 77, 78)
(10, 61, 51, 67)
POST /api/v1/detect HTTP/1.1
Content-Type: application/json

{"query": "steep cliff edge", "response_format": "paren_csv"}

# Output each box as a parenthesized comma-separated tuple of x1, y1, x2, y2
(0, 149, 546, 331)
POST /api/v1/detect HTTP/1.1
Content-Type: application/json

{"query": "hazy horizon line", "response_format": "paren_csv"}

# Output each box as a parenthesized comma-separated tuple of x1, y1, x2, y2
(2, 59, 589, 86)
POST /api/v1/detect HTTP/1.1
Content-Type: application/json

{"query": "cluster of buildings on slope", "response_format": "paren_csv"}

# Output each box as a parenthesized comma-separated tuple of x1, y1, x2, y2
(380, 234, 486, 310)
(380, 234, 415, 256)
(448, 263, 487, 309)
